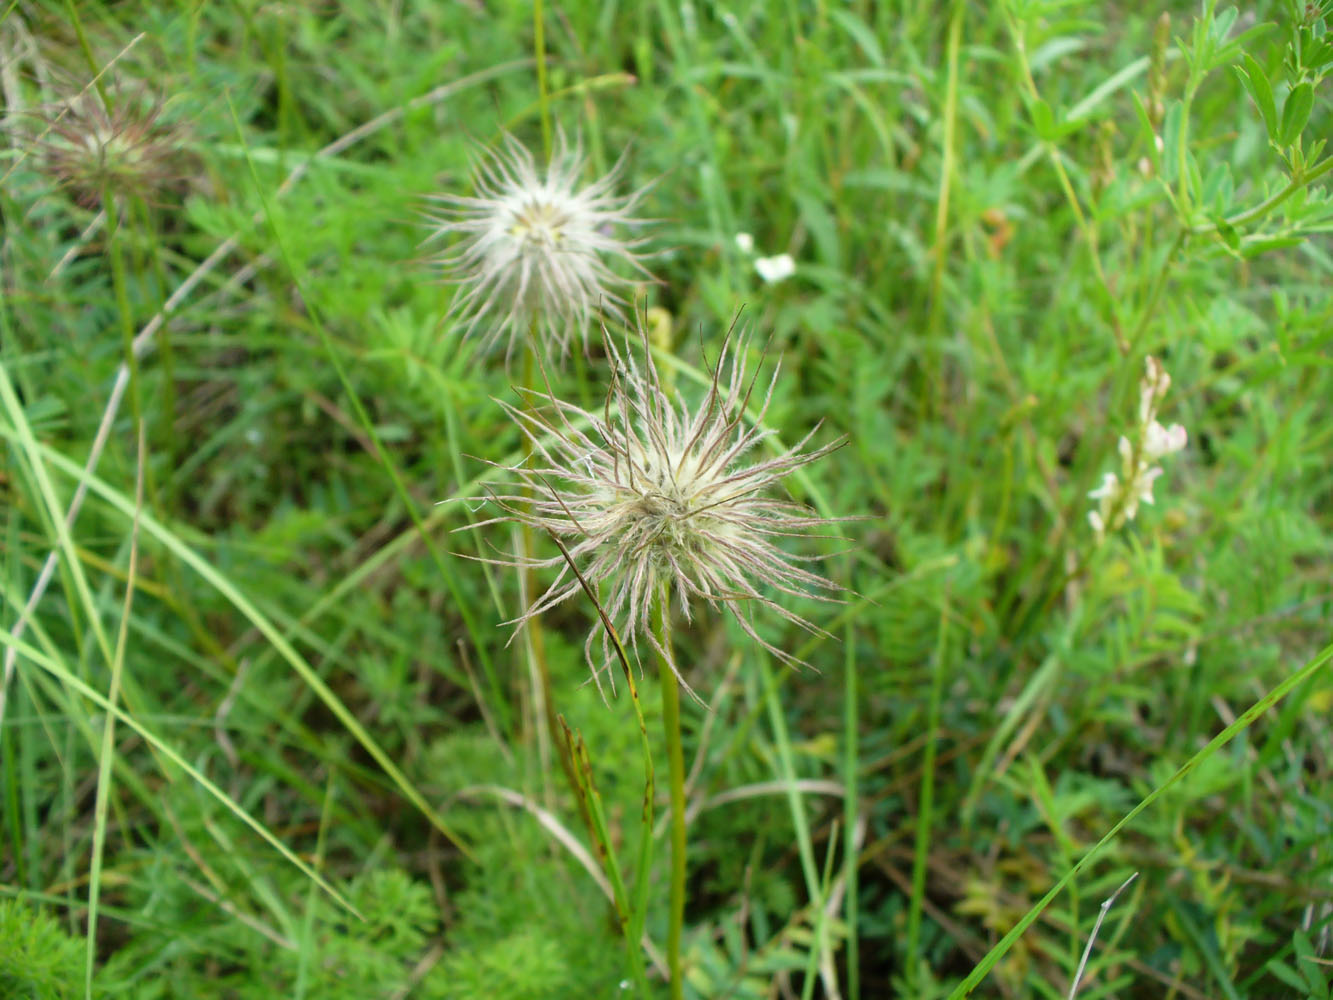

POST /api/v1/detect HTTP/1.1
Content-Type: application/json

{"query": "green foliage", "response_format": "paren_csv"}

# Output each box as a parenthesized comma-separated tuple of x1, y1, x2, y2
(437, 929, 574, 1000)
(0, 901, 83, 1000)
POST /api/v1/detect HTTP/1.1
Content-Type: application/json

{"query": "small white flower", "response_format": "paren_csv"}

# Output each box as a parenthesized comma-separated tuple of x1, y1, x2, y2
(1117, 435, 1133, 466)
(754, 253, 796, 284)
(1088, 472, 1119, 501)
(1125, 465, 1163, 519)
(1142, 420, 1187, 461)
(423, 131, 653, 360)
(1087, 356, 1186, 541)
(734, 232, 755, 254)
(1138, 355, 1171, 423)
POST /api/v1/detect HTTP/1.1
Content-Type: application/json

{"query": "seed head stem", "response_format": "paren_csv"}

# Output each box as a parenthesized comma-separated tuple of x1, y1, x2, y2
(102, 183, 143, 435)
(533, 0, 552, 161)
(64, 0, 111, 110)
(520, 324, 593, 841)
(656, 590, 687, 1000)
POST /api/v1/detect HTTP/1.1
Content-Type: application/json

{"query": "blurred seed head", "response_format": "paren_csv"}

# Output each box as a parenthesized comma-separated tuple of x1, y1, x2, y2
(464, 326, 847, 697)
(423, 131, 654, 361)
(27, 90, 187, 208)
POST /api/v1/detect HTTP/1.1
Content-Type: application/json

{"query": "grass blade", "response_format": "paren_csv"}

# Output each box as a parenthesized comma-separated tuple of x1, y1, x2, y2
(0, 422, 473, 859)
(949, 637, 1333, 998)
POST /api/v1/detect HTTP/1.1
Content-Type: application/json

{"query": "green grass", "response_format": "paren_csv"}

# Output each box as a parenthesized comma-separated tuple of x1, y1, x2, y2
(3, 0, 1333, 997)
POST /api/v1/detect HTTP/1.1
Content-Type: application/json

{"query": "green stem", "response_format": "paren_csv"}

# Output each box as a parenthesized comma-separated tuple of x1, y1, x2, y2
(102, 186, 144, 436)
(1124, 228, 1187, 352)
(1007, 9, 1124, 352)
(516, 333, 607, 931)
(519, 330, 592, 839)
(64, 0, 110, 109)
(545, 536, 656, 999)
(923, 0, 963, 412)
(520, 339, 554, 739)
(533, 0, 552, 160)
(841, 619, 860, 1000)
(907, 592, 950, 986)
(131, 196, 179, 506)
(656, 596, 687, 1000)
(1189, 154, 1333, 234)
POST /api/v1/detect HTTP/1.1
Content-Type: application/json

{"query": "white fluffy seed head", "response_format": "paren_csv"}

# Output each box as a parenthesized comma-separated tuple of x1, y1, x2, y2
(465, 328, 848, 697)
(423, 131, 653, 361)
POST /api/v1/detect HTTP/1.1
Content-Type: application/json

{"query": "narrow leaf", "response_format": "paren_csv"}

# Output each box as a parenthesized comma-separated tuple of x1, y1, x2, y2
(1236, 55, 1277, 138)
(1279, 82, 1314, 146)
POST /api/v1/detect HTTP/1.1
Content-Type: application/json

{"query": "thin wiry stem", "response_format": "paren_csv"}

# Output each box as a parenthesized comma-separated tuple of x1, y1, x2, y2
(656, 591, 687, 1000)
(520, 322, 595, 849)
(533, 0, 552, 160)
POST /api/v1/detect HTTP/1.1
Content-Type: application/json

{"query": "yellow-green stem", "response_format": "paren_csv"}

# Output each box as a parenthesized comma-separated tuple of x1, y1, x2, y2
(520, 339, 556, 745)
(656, 596, 687, 1000)
(922, 0, 962, 415)
(64, 0, 109, 109)
(133, 196, 178, 496)
(1006, 10, 1125, 353)
(1190, 153, 1333, 234)
(102, 187, 143, 432)
(67, 0, 144, 436)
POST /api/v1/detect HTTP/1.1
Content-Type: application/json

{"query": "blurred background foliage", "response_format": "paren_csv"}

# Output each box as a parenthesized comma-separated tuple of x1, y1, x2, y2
(1, 0, 1331, 996)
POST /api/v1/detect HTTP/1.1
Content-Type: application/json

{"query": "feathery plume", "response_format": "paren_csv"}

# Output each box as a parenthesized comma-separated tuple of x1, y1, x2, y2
(465, 326, 846, 695)
(423, 131, 652, 360)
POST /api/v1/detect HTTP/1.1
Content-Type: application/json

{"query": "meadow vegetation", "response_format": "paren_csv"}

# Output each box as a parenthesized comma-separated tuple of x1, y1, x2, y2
(2, 1, 1332, 997)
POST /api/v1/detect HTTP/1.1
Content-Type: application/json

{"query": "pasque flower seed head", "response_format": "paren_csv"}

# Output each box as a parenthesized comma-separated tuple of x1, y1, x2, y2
(424, 131, 653, 361)
(24, 91, 186, 208)
(465, 328, 847, 696)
